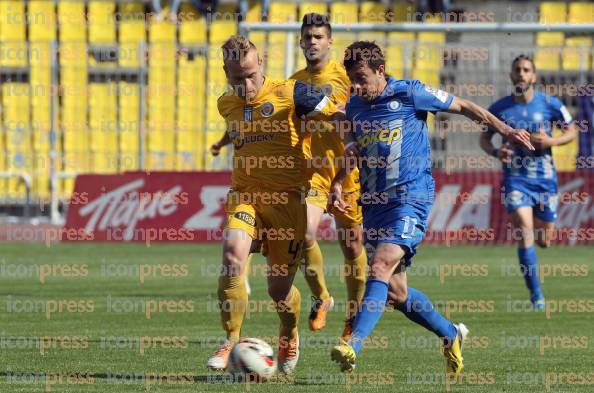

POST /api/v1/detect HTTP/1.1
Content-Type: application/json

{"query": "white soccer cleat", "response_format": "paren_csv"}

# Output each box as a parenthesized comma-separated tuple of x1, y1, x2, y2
(278, 335, 299, 375)
(206, 340, 234, 371)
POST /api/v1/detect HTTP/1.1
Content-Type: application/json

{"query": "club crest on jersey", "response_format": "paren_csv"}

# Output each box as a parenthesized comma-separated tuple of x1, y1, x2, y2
(260, 102, 275, 117)
(320, 84, 333, 96)
(387, 100, 402, 112)
(244, 105, 253, 121)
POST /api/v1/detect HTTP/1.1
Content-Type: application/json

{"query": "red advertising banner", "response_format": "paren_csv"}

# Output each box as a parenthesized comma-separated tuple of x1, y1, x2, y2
(64, 171, 594, 244)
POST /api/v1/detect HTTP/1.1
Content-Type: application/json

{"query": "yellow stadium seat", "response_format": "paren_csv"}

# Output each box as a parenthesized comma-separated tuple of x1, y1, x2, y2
(120, 2, 144, 14)
(246, 1, 262, 22)
(568, 3, 594, 23)
(91, 151, 118, 173)
(539, 2, 567, 24)
(330, 2, 358, 25)
(386, 32, 415, 79)
(30, 42, 52, 151)
(58, 1, 86, 42)
(0, 1, 26, 67)
(360, 1, 386, 23)
(3, 83, 31, 151)
(89, 83, 117, 152)
(391, 3, 415, 22)
(180, 18, 207, 45)
(119, 82, 140, 152)
(177, 53, 206, 169)
(210, 21, 238, 45)
(562, 36, 593, 71)
(414, 25, 445, 87)
(0, 1, 26, 40)
(299, 2, 328, 18)
(119, 20, 146, 67)
(149, 20, 176, 43)
(266, 3, 295, 79)
(88, 0, 116, 44)
(534, 32, 564, 71)
(33, 152, 50, 198)
(28, 0, 57, 42)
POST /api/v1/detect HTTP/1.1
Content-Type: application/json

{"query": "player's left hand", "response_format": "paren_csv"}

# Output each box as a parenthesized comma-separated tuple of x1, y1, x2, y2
(328, 182, 350, 215)
(530, 128, 555, 149)
(507, 129, 535, 150)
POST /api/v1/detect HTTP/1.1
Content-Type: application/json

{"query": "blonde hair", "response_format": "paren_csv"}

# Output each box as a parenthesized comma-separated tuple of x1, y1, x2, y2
(221, 35, 257, 63)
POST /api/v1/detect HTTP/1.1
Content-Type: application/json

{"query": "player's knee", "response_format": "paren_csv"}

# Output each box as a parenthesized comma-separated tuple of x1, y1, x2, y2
(344, 240, 363, 260)
(389, 287, 408, 307)
(222, 251, 243, 276)
(369, 255, 396, 279)
(267, 284, 290, 303)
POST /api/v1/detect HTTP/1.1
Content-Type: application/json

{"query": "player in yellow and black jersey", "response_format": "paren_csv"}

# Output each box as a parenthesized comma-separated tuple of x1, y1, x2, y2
(290, 13, 367, 338)
(206, 34, 342, 375)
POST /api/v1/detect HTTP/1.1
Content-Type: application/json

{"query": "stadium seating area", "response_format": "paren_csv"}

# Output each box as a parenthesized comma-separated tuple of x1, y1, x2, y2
(0, 0, 592, 202)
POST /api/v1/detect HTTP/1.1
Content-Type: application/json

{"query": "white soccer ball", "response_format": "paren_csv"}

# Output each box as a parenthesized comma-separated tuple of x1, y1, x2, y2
(227, 338, 277, 381)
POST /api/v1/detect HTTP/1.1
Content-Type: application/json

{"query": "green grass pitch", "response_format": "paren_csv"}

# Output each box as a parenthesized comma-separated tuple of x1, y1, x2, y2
(0, 243, 592, 392)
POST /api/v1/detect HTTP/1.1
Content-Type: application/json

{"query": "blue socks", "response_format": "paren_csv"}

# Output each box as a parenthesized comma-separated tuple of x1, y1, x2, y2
(395, 287, 457, 345)
(518, 246, 543, 303)
(349, 279, 388, 354)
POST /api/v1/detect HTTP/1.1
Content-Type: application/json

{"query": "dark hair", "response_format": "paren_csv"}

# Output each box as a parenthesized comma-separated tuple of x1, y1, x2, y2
(343, 41, 385, 72)
(512, 54, 536, 72)
(301, 13, 331, 36)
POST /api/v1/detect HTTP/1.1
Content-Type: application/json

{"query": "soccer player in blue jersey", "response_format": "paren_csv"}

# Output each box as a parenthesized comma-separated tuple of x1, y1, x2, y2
(480, 55, 578, 309)
(328, 41, 534, 374)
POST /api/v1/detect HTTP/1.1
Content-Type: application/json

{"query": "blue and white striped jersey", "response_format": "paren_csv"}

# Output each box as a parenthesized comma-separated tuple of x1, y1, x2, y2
(346, 77, 453, 200)
(488, 92, 573, 181)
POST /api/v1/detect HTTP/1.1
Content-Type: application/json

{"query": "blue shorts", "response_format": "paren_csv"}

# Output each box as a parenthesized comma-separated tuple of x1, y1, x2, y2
(362, 177, 434, 267)
(503, 177, 558, 222)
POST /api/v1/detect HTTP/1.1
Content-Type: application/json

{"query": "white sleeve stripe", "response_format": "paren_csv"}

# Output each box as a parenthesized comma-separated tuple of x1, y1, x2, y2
(560, 105, 573, 123)
(306, 95, 330, 117)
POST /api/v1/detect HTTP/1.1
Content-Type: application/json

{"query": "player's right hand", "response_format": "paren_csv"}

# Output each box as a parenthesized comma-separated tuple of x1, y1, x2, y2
(328, 182, 350, 215)
(344, 141, 360, 159)
(210, 143, 221, 156)
(497, 145, 514, 164)
(508, 129, 534, 150)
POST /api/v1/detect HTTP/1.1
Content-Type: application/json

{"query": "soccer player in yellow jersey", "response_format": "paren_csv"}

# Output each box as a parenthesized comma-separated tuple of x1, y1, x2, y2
(290, 13, 367, 336)
(206, 35, 341, 375)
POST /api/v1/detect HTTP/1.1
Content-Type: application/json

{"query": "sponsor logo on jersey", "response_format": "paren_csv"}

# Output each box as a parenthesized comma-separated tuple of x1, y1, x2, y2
(357, 127, 402, 148)
(260, 102, 275, 117)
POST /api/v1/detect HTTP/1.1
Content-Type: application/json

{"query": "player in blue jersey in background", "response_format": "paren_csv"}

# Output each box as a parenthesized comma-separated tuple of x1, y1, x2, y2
(328, 41, 534, 375)
(480, 55, 578, 309)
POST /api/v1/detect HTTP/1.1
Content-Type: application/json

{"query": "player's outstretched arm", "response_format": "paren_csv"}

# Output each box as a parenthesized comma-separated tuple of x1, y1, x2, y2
(447, 96, 534, 150)
(210, 132, 231, 156)
(530, 123, 579, 149)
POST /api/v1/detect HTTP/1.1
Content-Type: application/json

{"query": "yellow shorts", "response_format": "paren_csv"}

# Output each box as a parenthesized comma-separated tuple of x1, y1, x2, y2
(224, 189, 306, 273)
(305, 186, 362, 227)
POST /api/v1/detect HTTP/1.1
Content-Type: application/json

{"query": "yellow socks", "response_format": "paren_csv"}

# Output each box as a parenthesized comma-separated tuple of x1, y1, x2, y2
(277, 285, 301, 340)
(344, 249, 367, 318)
(302, 241, 331, 301)
(217, 256, 251, 342)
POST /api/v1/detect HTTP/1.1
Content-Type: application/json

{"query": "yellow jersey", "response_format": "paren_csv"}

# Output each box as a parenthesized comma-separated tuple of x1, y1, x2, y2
(217, 77, 337, 193)
(291, 60, 360, 193)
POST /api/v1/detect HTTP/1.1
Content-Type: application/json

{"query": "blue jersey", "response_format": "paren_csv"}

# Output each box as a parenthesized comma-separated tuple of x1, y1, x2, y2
(488, 92, 573, 182)
(346, 77, 453, 200)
